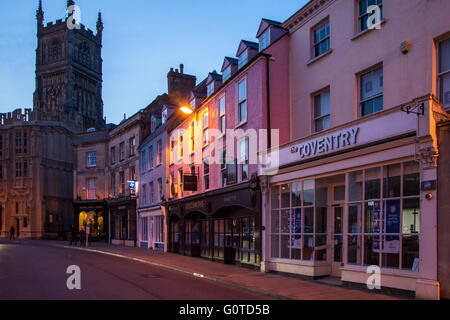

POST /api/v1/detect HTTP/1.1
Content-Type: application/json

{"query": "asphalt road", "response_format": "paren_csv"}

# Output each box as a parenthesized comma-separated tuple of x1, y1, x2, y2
(0, 241, 271, 300)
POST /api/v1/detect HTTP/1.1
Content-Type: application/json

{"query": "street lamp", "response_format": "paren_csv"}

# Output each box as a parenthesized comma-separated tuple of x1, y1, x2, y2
(180, 105, 194, 115)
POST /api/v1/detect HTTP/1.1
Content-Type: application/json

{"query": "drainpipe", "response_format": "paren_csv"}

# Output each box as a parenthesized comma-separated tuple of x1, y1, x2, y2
(263, 54, 272, 149)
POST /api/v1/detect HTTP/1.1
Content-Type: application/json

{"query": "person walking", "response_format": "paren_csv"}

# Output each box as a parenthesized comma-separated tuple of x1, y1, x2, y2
(9, 226, 15, 240)
(79, 228, 85, 247)
(70, 225, 77, 246)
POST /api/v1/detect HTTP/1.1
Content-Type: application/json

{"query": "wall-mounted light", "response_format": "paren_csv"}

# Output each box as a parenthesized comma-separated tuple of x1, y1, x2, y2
(180, 105, 194, 115)
(401, 41, 411, 54)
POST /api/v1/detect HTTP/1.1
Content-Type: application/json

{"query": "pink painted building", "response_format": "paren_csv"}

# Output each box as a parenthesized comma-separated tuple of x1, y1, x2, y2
(259, 0, 450, 299)
(165, 18, 290, 267)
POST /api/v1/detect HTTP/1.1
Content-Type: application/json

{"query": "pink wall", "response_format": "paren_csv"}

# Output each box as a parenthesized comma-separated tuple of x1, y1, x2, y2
(169, 34, 290, 197)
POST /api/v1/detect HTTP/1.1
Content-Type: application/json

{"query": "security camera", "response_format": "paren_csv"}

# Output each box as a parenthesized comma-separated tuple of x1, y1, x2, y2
(425, 193, 433, 200)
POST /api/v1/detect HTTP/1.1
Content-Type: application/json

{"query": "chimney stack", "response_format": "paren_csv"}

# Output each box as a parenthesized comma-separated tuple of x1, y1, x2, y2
(180, 64, 184, 74)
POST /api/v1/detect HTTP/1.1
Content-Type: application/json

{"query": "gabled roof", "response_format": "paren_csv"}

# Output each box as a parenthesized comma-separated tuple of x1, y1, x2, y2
(256, 18, 283, 38)
(221, 56, 238, 72)
(236, 40, 259, 57)
(191, 78, 207, 100)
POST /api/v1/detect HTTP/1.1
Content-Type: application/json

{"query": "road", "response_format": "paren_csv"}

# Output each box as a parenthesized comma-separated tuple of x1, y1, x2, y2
(0, 241, 271, 300)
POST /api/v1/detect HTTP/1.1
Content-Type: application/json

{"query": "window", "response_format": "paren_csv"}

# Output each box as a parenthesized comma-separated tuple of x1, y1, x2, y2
(360, 66, 383, 116)
(203, 112, 209, 146)
(190, 122, 195, 154)
(23, 132, 27, 154)
(178, 169, 183, 197)
(170, 137, 175, 164)
(111, 174, 116, 197)
(157, 141, 162, 165)
(111, 147, 116, 164)
(439, 37, 450, 109)
(130, 166, 136, 181)
(119, 171, 125, 194)
(23, 161, 28, 178)
(170, 173, 175, 198)
(141, 149, 147, 172)
(129, 137, 136, 157)
(346, 162, 420, 270)
(239, 138, 249, 182)
(119, 142, 125, 161)
(358, 0, 383, 32)
(259, 29, 271, 51)
(141, 184, 147, 206)
(149, 146, 153, 169)
(238, 80, 247, 124)
(219, 96, 226, 134)
(15, 132, 22, 154)
(87, 178, 96, 200)
(312, 20, 330, 58)
(313, 89, 330, 133)
(15, 162, 22, 178)
(178, 130, 184, 159)
(157, 178, 163, 202)
(221, 149, 227, 187)
(190, 98, 196, 110)
(203, 158, 210, 190)
(223, 67, 231, 82)
(150, 182, 154, 204)
(238, 50, 248, 69)
(0, 135, 3, 157)
(86, 152, 97, 167)
(207, 83, 215, 97)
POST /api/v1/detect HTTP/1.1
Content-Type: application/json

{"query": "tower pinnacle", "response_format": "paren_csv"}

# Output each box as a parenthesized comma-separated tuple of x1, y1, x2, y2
(97, 11, 104, 34)
(36, 0, 44, 26)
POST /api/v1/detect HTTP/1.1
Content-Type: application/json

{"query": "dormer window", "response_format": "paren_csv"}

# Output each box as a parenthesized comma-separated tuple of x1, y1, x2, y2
(207, 82, 215, 97)
(238, 50, 248, 70)
(259, 29, 270, 51)
(190, 98, 196, 110)
(151, 117, 156, 132)
(223, 67, 231, 82)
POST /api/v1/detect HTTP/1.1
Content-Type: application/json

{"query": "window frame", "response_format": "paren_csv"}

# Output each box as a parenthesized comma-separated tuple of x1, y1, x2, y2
(237, 79, 248, 126)
(312, 87, 331, 133)
(438, 37, 450, 109)
(312, 19, 330, 59)
(358, 0, 383, 33)
(218, 95, 226, 135)
(359, 64, 384, 117)
(86, 151, 97, 168)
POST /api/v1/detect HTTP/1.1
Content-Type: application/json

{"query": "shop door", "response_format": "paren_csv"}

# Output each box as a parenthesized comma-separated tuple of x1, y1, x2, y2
(331, 206, 344, 277)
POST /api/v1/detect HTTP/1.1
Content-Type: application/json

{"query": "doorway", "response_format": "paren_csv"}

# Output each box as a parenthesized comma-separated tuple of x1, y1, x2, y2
(331, 206, 344, 277)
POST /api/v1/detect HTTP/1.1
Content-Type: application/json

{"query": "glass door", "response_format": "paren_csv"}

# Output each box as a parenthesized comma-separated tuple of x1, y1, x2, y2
(332, 206, 344, 277)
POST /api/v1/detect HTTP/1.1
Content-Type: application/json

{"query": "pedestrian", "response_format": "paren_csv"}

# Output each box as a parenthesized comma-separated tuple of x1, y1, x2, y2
(70, 225, 77, 246)
(10, 226, 15, 240)
(79, 228, 85, 247)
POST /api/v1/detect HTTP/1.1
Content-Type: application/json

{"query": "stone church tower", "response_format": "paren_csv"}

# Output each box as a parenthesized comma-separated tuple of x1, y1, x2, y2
(34, 0, 105, 132)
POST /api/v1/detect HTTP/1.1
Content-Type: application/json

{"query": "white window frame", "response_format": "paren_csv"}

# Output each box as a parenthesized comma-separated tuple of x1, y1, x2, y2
(312, 88, 331, 133)
(222, 67, 231, 82)
(238, 50, 248, 69)
(207, 82, 215, 97)
(238, 137, 249, 182)
(218, 96, 226, 135)
(86, 152, 97, 168)
(359, 65, 383, 117)
(237, 79, 247, 126)
(259, 28, 271, 52)
(312, 20, 330, 59)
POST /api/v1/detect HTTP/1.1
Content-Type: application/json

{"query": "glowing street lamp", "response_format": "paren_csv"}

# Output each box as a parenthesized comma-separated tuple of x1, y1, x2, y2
(180, 105, 194, 115)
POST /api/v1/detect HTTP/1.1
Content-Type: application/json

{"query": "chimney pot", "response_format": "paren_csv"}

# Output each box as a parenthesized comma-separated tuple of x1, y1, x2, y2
(180, 64, 184, 74)
(175, 69, 179, 73)
(170, 68, 174, 72)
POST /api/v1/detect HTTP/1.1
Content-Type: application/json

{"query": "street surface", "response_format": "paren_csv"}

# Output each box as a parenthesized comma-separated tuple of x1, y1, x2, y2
(0, 241, 271, 300)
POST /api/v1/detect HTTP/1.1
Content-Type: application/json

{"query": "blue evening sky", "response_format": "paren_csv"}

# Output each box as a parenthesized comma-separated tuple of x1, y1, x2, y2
(0, 0, 306, 124)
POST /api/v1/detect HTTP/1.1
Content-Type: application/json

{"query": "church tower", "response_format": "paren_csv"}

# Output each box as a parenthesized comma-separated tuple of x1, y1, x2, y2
(33, 0, 105, 132)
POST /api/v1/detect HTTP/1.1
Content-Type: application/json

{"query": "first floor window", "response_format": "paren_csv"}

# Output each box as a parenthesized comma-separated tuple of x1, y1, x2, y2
(15, 162, 22, 178)
(360, 66, 383, 116)
(239, 138, 249, 181)
(204, 158, 210, 190)
(141, 184, 147, 206)
(313, 89, 330, 133)
(178, 169, 183, 197)
(111, 174, 116, 197)
(157, 178, 163, 202)
(87, 152, 97, 167)
(119, 171, 124, 194)
(150, 182, 154, 204)
(87, 178, 96, 200)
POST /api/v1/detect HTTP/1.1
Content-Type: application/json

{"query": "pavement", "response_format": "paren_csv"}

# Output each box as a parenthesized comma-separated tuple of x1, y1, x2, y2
(0, 239, 401, 300)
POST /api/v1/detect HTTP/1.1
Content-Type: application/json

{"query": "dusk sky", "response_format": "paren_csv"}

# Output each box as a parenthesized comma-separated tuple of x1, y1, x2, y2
(0, 0, 306, 124)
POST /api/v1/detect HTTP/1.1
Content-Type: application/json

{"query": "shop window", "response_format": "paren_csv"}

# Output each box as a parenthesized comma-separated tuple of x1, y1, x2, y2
(403, 161, 420, 196)
(383, 164, 401, 198)
(348, 170, 363, 202)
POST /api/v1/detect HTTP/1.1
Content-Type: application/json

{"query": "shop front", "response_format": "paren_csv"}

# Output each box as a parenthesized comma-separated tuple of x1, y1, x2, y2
(73, 201, 108, 241)
(137, 205, 166, 251)
(108, 199, 137, 247)
(167, 180, 261, 267)
(259, 96, 448, 299)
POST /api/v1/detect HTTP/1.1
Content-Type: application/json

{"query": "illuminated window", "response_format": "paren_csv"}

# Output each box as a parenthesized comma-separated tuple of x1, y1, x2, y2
(87, 178, 96, 200)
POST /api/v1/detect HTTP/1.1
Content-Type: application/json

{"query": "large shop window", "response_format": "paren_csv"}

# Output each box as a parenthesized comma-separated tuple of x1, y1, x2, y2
(270, 161, 420, 270)
(346, 161, 420, 271)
